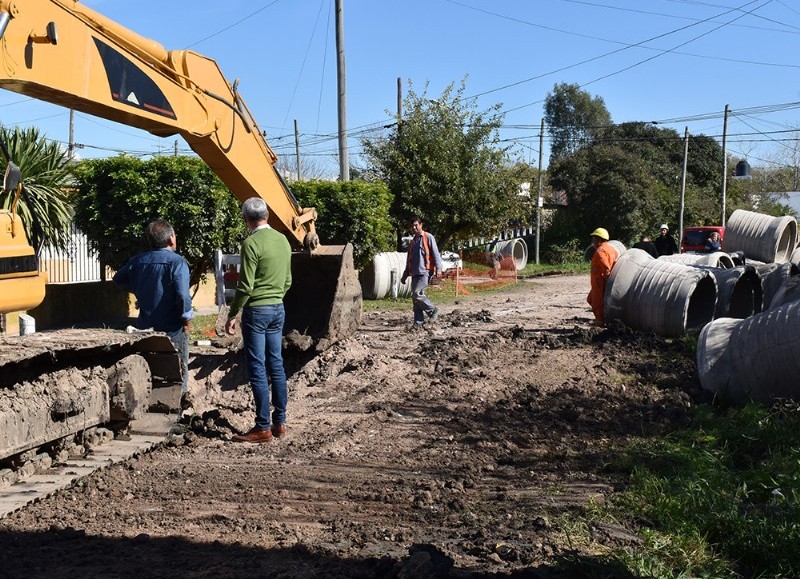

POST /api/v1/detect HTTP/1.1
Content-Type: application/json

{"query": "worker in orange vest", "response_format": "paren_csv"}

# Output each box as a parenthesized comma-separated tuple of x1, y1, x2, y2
(401, 215, 444, 330)
(587, 227, 620, 325)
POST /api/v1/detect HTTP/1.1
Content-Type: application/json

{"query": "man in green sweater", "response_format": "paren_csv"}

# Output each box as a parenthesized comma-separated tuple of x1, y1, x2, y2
(225, 197, 292, 443)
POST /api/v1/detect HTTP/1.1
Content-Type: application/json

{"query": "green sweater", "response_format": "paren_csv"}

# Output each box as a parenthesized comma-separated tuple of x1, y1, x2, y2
(228, 226, 292, 318)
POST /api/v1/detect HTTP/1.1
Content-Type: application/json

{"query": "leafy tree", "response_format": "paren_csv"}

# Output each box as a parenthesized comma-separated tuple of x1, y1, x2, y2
(71, 155, 245, 287)
(290, 179, 394, 269)
(0, 125, 74, 252)
(547, 122, 726, 246)
(544, 83, 612, 165)
(362, 80, 526, 248)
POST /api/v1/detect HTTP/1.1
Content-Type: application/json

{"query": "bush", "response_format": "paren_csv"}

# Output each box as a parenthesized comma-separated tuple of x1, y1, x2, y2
(290, 179, 395, 269)
(71, 155, 245, 287)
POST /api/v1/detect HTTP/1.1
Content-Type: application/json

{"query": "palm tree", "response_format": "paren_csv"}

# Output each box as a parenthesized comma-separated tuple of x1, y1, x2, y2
(0, 125, 74, 253)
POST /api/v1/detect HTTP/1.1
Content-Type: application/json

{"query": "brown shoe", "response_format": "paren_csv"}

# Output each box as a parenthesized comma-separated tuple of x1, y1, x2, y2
(271, 424, 286, 438)
(232, 427, 273, 443)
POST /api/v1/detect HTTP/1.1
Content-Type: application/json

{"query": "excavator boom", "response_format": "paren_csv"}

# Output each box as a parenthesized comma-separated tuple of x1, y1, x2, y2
(0, 0, 362, 348)
(0, 0, 314, 246)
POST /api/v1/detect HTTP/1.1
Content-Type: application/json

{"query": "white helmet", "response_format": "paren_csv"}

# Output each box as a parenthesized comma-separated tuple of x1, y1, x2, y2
(659, 224, 669, 230)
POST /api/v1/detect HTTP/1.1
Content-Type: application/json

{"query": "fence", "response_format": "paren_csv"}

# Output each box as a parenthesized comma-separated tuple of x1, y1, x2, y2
(39, 225, 103, 283)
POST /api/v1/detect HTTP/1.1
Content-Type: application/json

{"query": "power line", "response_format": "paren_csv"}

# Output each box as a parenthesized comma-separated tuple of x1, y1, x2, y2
(186, 0, 284, 49)
(564, 0, 800, 32)
(445, 0, 789, 109)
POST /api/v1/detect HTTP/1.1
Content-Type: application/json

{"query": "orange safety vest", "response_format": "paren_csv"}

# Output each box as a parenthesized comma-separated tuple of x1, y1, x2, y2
(407, 231, 434, 272)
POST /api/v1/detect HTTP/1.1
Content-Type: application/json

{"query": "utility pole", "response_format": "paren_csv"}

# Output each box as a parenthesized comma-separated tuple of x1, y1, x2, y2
(294, 119, 302, 181)
(536, 119, 544, 265)
(335, 0, 349, 181)
(679, 127, 689, 252)
(68, 109, 75, 160)
(397, 77, 402, 124)
(174, 139, 178, 156)
(721, 104, 729, 227)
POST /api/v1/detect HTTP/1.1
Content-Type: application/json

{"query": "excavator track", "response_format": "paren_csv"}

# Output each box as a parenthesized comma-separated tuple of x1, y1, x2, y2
(0, 328, 181, 489)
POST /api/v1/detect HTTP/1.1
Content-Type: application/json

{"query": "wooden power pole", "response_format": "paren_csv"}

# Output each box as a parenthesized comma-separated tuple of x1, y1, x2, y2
(335, 0, 349, 181)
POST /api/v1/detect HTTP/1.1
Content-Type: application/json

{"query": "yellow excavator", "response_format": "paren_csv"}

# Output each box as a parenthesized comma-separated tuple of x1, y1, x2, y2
(0, 0, 362, 466)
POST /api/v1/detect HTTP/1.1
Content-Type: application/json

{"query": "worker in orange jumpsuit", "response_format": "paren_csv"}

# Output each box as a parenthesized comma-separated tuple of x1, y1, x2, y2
(587, 227, 620, 325)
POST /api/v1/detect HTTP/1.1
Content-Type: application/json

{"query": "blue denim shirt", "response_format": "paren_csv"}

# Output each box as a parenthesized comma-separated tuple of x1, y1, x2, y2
(113, 248, 193, 333)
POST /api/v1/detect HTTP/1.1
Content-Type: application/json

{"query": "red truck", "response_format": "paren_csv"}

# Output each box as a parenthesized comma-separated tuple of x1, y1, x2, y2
(681, 226, 725, 253)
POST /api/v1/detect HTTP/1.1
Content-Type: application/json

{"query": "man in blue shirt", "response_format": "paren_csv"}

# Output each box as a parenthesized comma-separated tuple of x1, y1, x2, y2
(113, 219, 193, 395)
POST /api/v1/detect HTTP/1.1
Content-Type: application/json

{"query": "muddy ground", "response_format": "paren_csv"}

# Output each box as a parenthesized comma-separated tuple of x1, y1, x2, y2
(0, 275, 703, 578)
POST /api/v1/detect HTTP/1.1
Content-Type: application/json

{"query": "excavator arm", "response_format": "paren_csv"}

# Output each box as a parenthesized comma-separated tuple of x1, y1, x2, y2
(0, 0, 318, 249)
(0, 0, 361, 350)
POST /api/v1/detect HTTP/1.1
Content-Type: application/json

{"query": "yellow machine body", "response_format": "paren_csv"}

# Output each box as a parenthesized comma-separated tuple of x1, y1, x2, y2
(0, 210, 46, 312)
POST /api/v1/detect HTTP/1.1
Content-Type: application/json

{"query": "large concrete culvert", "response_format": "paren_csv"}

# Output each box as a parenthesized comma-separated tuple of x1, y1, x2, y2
(604, 248, 717, 337)
(359, 252, 411, 299)
(489, 238, 529, 271)
(697, 300, 800, 405)
(755, 262, 799, 310)
(659, 252, 735, 269)
(695, 265, 762, 319)
(724, 209, 798, 264)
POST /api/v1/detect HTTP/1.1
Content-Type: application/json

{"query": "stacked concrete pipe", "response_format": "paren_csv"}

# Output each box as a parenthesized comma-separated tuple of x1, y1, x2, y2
(753, 262, 798, 309)
(771, 275, 800, 309)
(697, 299, 800, 405)
(724, 209, 797, 263)
(791, 247, 800, 268)
(695, 265, 762, 319)
(659, 252, 735, 269)
(604, 248, 717, 337)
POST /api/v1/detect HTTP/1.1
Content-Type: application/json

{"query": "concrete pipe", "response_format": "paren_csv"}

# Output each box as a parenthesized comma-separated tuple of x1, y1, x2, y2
(771, 275, 800, 308)
(583, 240, 627, 262)
(697, 300, 800, 405)
(695, 265, 762, 318)
(791, 247, 800, 268)
(604, 248, 717, 337)
(359, 252, 411, 300)
(488, 238, 528, 271)
(755, 262, 798, 309)
(724, 209, 797, 263)
(658, 252, 735, 269)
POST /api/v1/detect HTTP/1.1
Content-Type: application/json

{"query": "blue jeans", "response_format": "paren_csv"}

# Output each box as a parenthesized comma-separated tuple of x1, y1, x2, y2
(242, 304, 287, 430)
(166, 328, 189, 394)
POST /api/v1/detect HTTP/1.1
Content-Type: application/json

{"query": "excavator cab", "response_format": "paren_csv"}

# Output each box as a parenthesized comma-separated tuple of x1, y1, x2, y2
(0, 159, 47, 315)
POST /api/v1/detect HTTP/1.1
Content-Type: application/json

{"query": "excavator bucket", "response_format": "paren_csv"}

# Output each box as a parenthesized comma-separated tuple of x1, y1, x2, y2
(217, 243, 362, 352)
(284, 243, 363, 351)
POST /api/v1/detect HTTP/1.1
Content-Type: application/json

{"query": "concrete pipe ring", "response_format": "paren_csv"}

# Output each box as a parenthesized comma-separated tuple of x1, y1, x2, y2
(724, 209, 797, 264)
(359, 252, 412, 300)
(697, 300, 800, 405)
(604, 248, 717, 337)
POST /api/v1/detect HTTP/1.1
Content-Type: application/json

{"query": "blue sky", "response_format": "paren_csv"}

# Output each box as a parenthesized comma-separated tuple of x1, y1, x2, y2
(2, 0, 799, 178)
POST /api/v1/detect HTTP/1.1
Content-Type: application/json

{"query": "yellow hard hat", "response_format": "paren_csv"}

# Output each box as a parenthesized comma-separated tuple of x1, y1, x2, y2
(590, 227, 609, 240)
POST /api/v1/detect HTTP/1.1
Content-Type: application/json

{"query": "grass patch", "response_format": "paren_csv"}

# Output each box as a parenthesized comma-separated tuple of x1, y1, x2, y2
(604, 402, 800, 577)
(518, 260, 589, 277)
(189, 313, 218, 342)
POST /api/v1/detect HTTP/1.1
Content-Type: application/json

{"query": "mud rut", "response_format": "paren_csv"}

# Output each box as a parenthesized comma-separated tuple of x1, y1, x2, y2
(0, 275, 701, 578)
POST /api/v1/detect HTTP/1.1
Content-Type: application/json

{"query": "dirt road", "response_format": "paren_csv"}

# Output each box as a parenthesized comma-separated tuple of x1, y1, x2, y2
(0, 275, 700, 578)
